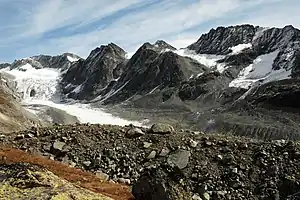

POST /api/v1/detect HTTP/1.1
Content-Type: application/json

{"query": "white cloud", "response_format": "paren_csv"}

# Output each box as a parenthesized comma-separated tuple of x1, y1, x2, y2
(26, 0, 142, 36)
(0, 0, 298, 61)
(236, 1, 300, 29)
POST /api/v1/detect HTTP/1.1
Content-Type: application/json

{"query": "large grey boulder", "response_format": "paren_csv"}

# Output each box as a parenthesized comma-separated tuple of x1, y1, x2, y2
(150, 123, 175, 134)
(132, 165, 192, 200)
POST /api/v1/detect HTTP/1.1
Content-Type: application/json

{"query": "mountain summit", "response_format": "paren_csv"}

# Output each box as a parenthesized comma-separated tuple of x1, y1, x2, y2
(1, 24, 300, 140)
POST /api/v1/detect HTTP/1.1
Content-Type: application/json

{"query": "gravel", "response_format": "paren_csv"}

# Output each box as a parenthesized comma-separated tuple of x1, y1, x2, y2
(1, 123, 300, 199)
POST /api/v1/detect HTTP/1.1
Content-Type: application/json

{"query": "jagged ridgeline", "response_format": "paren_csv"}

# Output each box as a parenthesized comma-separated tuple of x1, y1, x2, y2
(2, 24, 300, 140)
(1, 24, 300, 200)
(59, 24, 300, 140)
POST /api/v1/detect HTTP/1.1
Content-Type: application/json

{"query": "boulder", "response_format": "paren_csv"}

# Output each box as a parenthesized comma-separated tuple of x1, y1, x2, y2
(167, 149, 191, 169)
(52, 141, 65, 152)
(150, 123, 174, 134)
(125, 127, 145, 138)
(132, 165, 192, 200)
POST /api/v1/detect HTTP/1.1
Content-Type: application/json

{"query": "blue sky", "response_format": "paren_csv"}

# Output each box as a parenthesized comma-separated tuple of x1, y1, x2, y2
(0, 0, 299, 62)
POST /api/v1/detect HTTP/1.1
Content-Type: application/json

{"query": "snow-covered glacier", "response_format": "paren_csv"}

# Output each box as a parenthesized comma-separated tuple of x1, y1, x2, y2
(1, 64, 142, 126)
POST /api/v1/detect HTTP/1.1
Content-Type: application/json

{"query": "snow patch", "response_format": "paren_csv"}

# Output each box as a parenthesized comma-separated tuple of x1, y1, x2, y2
(229, 43, 252, 54)
(67, 56, 79, 62)
(173, 49, 226, 72)
(229, 51, 291, 89)
(125, 52, 135, 59)
(148, 85, 161, 94)
(99, 80, 130, 102)
(197, 72, 204, 78)
(19, 63, 33, 71)
(72, 84, 83, 93)
(286, 52, 294, 60)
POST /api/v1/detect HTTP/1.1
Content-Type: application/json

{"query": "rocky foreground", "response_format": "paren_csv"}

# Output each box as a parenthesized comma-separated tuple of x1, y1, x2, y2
(0, 163, 113, 200)
(1, 123, 300, 200)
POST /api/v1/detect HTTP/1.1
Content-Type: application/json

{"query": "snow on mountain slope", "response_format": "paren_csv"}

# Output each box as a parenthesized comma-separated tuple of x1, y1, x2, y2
(1, 64, 142, 126)
(229, 51, 292, 89)
(1, 64, 60, 100)
(229, 43, 252, 54)
(173, 49, 227, 72)
(67, 55, 80, 62)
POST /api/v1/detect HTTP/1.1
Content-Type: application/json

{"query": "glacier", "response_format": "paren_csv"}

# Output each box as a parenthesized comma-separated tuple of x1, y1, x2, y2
(1, 64, 143, 126)
(229, 51, 292, 89)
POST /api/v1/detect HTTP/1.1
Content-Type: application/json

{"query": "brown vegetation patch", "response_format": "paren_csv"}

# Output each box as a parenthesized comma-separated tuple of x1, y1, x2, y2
(0, 147, 133, 200)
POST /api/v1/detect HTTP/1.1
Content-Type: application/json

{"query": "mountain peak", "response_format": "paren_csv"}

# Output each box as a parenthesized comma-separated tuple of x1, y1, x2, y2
(88, 43, 126, 61)
(188, 24, 259, 55)
(154, 40, 176, 50)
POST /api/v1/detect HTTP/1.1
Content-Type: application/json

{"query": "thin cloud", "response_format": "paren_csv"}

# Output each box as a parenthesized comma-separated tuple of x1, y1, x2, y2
(0, 0, 298, 62)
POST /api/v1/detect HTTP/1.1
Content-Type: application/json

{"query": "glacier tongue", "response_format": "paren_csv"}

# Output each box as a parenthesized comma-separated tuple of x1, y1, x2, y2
(2, 63, 60, 100)
(1, 64, 142, 126)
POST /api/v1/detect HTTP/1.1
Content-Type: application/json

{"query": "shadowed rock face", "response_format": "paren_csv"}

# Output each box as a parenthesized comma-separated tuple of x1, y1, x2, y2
(244, 78, 300, 108)
(101, 44, 208, 104)
(31, 53, 81, 70)
(60, 25, 300, 105)
(195, 25, 300, 77)
(61, 43, 127, 100)
(0, 63, 10, 69)
(188, 24, 258, 55)
(61, 41, 208, 103)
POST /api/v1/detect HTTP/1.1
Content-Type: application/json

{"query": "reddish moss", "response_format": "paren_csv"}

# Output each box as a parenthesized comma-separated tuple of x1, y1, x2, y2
(0, 147, 133, 200)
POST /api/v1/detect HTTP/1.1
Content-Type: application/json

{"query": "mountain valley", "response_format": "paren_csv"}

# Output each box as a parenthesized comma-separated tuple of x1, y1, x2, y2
(1, 24, 300, 200)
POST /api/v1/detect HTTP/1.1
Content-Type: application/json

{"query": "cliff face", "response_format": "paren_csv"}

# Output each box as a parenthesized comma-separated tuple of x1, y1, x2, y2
(188, 24, 258, 55)
(61, 43, 127, 100)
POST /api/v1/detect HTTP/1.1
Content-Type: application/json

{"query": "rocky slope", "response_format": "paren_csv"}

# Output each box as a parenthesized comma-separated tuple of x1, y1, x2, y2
(0, 163, 113, 200)
(61, 43, 127, 100)
(0, 147, 132, 200)
(60, 41, 205, 104)
(188, 24, 258, 55)
(0, 73, 41, 133)
(1, 123, 300, 200)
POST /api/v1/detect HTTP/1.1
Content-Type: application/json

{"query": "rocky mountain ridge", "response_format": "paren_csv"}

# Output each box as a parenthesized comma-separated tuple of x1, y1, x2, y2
(5, 53, 81, 71)
(2, 24, 300, 140)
